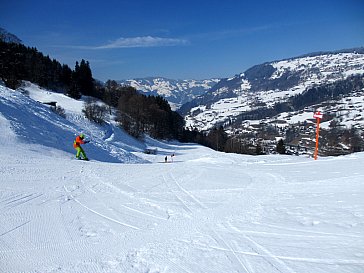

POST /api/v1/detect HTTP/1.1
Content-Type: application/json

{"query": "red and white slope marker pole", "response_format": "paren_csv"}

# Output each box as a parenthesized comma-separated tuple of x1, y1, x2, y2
(313, 111, 323, 160)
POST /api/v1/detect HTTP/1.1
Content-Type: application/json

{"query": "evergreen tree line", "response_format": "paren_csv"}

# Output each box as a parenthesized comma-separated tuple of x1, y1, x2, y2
(182, 126, 286, 155)
(117, 86, 184, 139)
(0, 40, 94, 99)
(0, 41, 185, 140)
(93, 80, 185, 140)
(186, 126, 228, 152)
(91, 80, 244, 145)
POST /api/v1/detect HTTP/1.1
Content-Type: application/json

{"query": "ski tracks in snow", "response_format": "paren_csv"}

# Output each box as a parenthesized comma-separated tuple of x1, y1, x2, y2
(162, 170, 206, 215)
(206, 165, 364, 273)
(0, 220, 31, 237)
(224, 221, 364, 267)
(198, 218, 363, 273)
(0, 190, 97, 272)
(0, 192, 44, 211)
(62, 167, 141, 231)
(66, 188, 140, 230)
(183, 171, 301, 273)
(209, 228, 253, 273)
(62, 163, 175, 236)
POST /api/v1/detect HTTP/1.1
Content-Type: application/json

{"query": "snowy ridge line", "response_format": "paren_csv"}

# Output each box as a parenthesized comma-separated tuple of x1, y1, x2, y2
(63, 185, 140, 230)
(262, 156, 362, 166)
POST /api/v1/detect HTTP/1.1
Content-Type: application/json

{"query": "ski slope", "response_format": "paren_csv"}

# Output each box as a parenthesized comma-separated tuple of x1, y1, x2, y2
(0, 84, 364, 273)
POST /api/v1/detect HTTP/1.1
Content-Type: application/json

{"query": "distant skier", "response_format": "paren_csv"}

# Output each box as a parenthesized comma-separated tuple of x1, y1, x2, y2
(73, 133, 89, 160)
(165, 156, 168, 163)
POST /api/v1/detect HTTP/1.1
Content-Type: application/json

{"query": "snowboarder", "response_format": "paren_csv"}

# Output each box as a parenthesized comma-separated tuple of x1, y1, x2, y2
(73, 133, 89, 160)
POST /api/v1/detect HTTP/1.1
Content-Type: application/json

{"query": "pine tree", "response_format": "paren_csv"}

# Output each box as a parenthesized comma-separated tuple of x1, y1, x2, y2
(276, 139, 286, 154)
(76, 59, 94, 96)
(68, 72, 81, 99)
(206, 126, 227, 151)
(255, 144, 263, 155)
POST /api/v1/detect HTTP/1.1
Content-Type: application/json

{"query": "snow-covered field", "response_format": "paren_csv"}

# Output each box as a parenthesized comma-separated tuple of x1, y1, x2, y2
(1, 84, 364, 273)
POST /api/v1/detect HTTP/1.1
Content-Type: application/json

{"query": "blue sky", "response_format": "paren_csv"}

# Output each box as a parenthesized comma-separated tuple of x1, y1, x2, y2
(1, 0, 364, 81)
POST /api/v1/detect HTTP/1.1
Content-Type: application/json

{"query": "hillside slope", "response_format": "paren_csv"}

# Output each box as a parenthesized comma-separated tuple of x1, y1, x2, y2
(183, 50, 364, 132)
(1, 81, 364, 273)
(0, 83, 146, 163)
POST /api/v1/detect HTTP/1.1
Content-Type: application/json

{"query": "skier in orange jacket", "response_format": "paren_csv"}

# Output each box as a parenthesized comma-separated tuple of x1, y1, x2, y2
(73, 133, 89, 160)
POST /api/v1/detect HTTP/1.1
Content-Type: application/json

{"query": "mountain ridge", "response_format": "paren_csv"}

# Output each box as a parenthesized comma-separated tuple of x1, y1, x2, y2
(182, 48, 364, 132)
(116, 47, 364, 118)
(117, 77, 220, 110)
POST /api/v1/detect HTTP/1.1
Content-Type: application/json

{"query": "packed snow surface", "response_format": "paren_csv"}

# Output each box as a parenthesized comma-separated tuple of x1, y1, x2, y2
(1, 84, 364, 273)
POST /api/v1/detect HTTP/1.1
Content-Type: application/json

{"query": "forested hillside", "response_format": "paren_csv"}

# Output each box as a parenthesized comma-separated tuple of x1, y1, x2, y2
(0, 34, 186, 141)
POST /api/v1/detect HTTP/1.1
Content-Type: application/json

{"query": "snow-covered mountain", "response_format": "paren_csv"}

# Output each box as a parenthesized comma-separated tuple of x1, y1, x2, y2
(183, 48, 364, 132)
(118, 77, 220, 110)
(1, 82, 364, 273)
